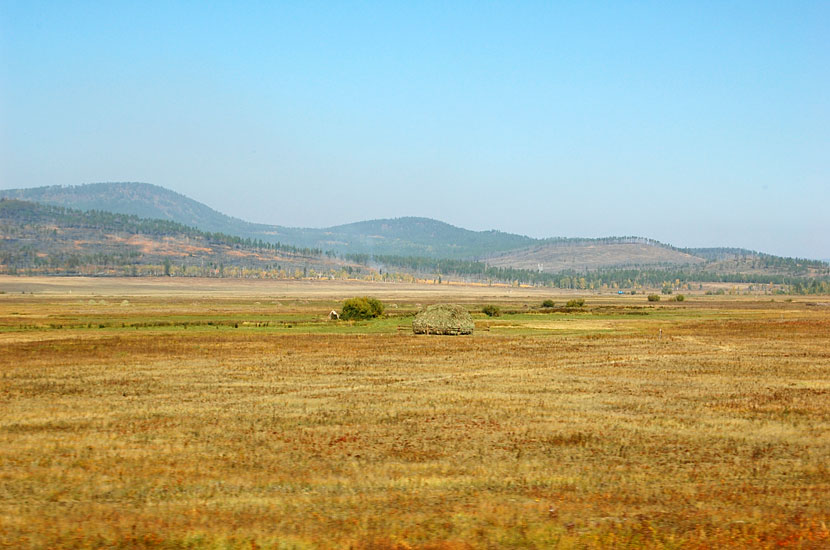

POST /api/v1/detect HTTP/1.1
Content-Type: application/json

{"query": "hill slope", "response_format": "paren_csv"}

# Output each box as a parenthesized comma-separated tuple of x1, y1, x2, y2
(3, 183, 827, 280)
(319, 217, 535, 258)
(2, 198, 828, 292)
(485, 238, 706, 272)
(0, 183, 536, 259)
(0, 199, 360, 278)
(0, 182, 279, 238)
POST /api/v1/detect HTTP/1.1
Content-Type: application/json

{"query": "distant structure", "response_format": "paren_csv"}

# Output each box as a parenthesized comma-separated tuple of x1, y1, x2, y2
(412, 304, 474, 335)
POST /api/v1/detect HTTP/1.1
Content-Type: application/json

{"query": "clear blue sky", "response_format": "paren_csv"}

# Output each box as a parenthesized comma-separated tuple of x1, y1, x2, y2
(1, 1, 828, 258)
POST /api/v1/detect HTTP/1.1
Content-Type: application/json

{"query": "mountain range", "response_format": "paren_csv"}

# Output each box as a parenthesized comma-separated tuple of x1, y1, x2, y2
(0, 183, 533, 260)
(1, 182, 827, 280)
(0, 198, 365, 279)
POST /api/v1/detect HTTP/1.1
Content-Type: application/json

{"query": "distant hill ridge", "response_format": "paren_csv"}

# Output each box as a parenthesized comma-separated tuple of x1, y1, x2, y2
(0, 198, 357, 277)
(0, 182, 270, 237)
(485, 241, 705, 273)
(2, 196, 828, 290)
(0, 183, 540, 259)
(2, 182, 826, 271)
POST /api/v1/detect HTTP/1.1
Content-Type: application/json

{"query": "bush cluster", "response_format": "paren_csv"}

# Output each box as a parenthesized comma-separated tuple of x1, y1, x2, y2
(565, 298, 585, 308)
(482, 304, 501, 317)
(541, 299, 555, 308)
(340, 296, 385, 320)
(647, 294, 661, 302)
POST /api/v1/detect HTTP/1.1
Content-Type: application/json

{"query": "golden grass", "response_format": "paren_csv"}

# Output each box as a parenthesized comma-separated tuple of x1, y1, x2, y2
(0, 279, 828, 549)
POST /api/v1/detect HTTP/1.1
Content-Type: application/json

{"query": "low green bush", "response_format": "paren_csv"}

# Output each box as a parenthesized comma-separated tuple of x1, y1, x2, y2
(340, 296, 385, 320)
(647, 294, 661, 302)
(541, 299, 555, 308)
(482, 304, 501, 317)
(674, 294, 685, 302)
(565, 298, 585, 308)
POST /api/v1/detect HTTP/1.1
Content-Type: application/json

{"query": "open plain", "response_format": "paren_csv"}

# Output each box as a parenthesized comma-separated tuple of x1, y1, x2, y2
(1, 277, 828, 549)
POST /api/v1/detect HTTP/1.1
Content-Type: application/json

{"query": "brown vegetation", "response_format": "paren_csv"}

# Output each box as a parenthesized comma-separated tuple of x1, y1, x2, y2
(0, 278, 828, 548)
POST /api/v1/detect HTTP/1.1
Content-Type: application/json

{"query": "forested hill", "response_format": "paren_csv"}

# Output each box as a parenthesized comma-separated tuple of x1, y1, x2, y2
(0, 182, 710, 261)
(0, 182, 277, 239)
(0, 183, 538, 258)
(2, 198, 828, 292)
(318, 217, 536, 258)
(0, 199, 361, 278)
(2, 183, 827, 273)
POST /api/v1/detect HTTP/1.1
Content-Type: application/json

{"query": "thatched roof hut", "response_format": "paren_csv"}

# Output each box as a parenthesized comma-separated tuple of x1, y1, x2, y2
(412, 304, 474, 335)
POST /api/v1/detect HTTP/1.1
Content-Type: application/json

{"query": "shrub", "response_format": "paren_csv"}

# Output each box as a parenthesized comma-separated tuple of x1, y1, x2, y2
(541, 299, 555, 308)
(482, 304, 501, 317)
(565, 298, 585, 308)
(675, 294, 685, 302)
(661, 285, 673, 295)
(647, 294, 661, 302)
(340, 296, 384, 320)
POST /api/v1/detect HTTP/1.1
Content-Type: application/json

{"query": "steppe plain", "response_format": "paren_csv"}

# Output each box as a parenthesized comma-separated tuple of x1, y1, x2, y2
(1, 277, 828, 549)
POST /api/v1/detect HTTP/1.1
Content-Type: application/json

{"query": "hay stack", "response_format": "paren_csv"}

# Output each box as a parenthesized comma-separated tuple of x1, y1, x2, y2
(412, 304, 474, 335)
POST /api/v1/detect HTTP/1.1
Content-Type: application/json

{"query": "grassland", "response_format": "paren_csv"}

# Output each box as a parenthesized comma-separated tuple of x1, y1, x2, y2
(1, 277, 828, 549)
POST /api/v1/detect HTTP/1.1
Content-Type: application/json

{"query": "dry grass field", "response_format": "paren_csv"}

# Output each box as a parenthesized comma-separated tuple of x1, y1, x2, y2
(1, 277, 828, 549)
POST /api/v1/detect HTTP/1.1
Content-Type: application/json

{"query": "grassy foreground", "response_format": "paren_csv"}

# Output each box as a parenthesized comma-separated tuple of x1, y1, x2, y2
(0, 279, 828, 549)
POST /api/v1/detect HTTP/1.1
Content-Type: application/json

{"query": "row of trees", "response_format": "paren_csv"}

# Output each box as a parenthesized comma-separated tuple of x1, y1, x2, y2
(789, 280, 830, 295)
(6, 246, 826, 293)
(350, 254, 830, 294)
(0, 258, 371, 281)
(685, 246, 829, 272)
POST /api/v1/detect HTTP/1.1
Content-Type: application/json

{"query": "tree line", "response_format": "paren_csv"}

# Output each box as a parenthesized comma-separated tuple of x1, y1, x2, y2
(349, 253, 830, 293)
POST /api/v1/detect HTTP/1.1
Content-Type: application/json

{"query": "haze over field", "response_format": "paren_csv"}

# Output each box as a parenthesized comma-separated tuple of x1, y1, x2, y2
(1, 2, 828, 258)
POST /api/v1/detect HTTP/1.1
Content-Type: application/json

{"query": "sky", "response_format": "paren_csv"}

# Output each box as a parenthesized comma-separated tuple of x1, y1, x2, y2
(1, 1, 828, 259)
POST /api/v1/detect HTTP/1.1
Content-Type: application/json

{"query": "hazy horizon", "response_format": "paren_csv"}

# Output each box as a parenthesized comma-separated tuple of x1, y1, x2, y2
(2, 3, 828, 259)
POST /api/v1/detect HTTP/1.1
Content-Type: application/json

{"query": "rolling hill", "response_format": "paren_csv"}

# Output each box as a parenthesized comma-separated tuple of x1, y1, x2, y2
(0, 183, 535, 259)
(318, 217, 535, 258)
(0, 199, 362, 278)
(484, 239, 705, 272)
(2, 183, 828, 284)
(1, 197, 828, 292)
(0, 182, 282, 239)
